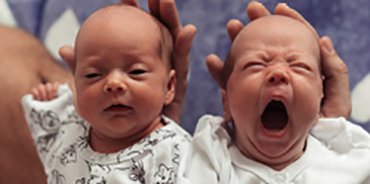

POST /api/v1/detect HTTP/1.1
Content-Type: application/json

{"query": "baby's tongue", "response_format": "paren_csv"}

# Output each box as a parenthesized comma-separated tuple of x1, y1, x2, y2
(261, 101, 288, 130)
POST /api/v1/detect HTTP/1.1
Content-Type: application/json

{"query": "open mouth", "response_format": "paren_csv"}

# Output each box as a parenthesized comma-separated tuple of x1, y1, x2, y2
(261, 100, 288, 130)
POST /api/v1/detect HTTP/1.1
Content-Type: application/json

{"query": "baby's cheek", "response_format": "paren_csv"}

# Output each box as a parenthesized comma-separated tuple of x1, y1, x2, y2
(76, 97, 94, 120)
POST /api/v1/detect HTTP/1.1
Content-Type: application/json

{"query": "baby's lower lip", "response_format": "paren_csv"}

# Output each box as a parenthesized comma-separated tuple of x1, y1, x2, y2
(259, 123, 289, 140)
(104, 105, 133, 114)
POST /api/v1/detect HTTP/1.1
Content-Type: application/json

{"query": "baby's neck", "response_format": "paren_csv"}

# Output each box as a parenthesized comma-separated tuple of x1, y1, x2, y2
(263, 150, 304, 171)
(88, 118, 164, 153)
(235, 136, 307, 171)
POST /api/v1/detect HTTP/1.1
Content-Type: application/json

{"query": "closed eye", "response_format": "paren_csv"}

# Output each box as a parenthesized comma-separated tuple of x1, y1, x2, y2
(84, 73, 101, 79)
(290, 63, 311, 71)
(129, 69, 146, 75)
(243, 62, 265, 69)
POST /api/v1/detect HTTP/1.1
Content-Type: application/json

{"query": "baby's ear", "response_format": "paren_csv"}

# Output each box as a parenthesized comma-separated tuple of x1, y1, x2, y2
(221, 89, 232, 122)
(164, 69, 176, 105)
(59, 45, 76, 73)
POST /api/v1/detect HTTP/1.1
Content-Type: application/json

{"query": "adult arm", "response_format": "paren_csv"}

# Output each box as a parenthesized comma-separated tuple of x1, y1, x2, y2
(0, 26, 69, 184)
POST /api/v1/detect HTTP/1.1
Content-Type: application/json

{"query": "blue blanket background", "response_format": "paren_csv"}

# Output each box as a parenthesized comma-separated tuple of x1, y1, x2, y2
(4, 0, 370, 134)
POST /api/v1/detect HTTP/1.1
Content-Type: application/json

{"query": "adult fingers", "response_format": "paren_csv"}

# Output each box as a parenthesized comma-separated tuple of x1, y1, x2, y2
(226, 19, 244, 42)
(173, 24, 197, 88)
(227, 2, 270, 42)
(274, 3, 319, 40)
(320, 37, 349, 78)
(59, 46, 74, 65)
(148, 0, 160, 18)
(159, 0, 182, 38)
(163, 24, 196, 123)
(120, 0, 140, 7)
(320, 36, 351, 119)
(206, 54, 224, 87)
(247, 1, 271, 21)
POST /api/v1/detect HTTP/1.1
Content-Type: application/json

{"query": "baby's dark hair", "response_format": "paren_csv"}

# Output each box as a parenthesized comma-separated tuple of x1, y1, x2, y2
(157, 21, 174, 71)
(221, 52, 234, 89)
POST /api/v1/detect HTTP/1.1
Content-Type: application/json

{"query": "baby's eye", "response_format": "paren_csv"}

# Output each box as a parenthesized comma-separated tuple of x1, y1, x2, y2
(290, 63, 311, 71)
(84, 73, 101, 79)
(129, 69, 146, 75)
(243, 62, 265, 69)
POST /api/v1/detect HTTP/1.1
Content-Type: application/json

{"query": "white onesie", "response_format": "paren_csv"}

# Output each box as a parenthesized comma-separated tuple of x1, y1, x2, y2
(179, 115, 370, 184)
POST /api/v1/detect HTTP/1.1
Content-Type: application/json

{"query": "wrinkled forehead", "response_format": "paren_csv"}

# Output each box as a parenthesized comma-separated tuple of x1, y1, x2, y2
(231, 15, 320, 65)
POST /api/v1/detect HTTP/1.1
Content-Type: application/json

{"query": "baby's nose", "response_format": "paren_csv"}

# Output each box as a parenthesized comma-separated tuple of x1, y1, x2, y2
(267, 67, 290, 85)
(104, 74, 127, 94)
(104, 83, 126, 93)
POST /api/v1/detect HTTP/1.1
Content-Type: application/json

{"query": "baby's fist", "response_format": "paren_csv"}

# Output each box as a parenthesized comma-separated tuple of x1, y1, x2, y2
(31, 82, 60, 101)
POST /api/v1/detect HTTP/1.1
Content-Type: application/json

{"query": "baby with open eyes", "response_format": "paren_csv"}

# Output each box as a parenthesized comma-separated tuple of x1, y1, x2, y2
(22, 4, 191, 184)
(180, 15, 370, 184)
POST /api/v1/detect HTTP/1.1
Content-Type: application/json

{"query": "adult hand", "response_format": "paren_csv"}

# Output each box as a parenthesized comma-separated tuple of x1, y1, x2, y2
(319, 36, 351, 119)
(121, 0, 197, 124)
(206, 2, 351, 119)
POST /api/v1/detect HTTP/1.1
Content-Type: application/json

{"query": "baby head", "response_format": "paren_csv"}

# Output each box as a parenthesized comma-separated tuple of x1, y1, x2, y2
(221, 15, 323, 170)
(62, 4, 175, 148)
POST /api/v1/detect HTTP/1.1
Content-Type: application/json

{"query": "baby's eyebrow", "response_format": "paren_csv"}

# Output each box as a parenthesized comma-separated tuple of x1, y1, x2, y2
(267, 49, 302, 62)
(249, 51, 270, 61)
(284, 53, 300, 62)
(259, 50, 277, 62)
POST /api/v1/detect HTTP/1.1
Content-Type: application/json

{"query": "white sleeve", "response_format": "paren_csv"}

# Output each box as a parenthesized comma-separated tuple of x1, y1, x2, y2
(21, 84, 75, 163)
(178, 115, 231, 184)
(310, 117, 370, 153)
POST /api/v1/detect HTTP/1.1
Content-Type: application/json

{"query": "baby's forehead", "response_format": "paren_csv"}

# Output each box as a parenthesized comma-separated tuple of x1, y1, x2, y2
(235, 15, 318, 45)
(99, 4, 152, 21)
(231, 15, 320, 61)
(82, 5, 161, 37)
(75, 4, 173, 68)
(76, 7, 158, 52)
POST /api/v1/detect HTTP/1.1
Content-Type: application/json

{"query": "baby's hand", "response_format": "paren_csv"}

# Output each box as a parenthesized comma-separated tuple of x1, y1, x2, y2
(31, 82, 60, 101)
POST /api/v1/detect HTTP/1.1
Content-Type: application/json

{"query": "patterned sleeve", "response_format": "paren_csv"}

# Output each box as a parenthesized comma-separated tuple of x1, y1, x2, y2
(311, 117, 370, 153)
(172, 132, 191, 180)
(21, 83, 75, 164)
